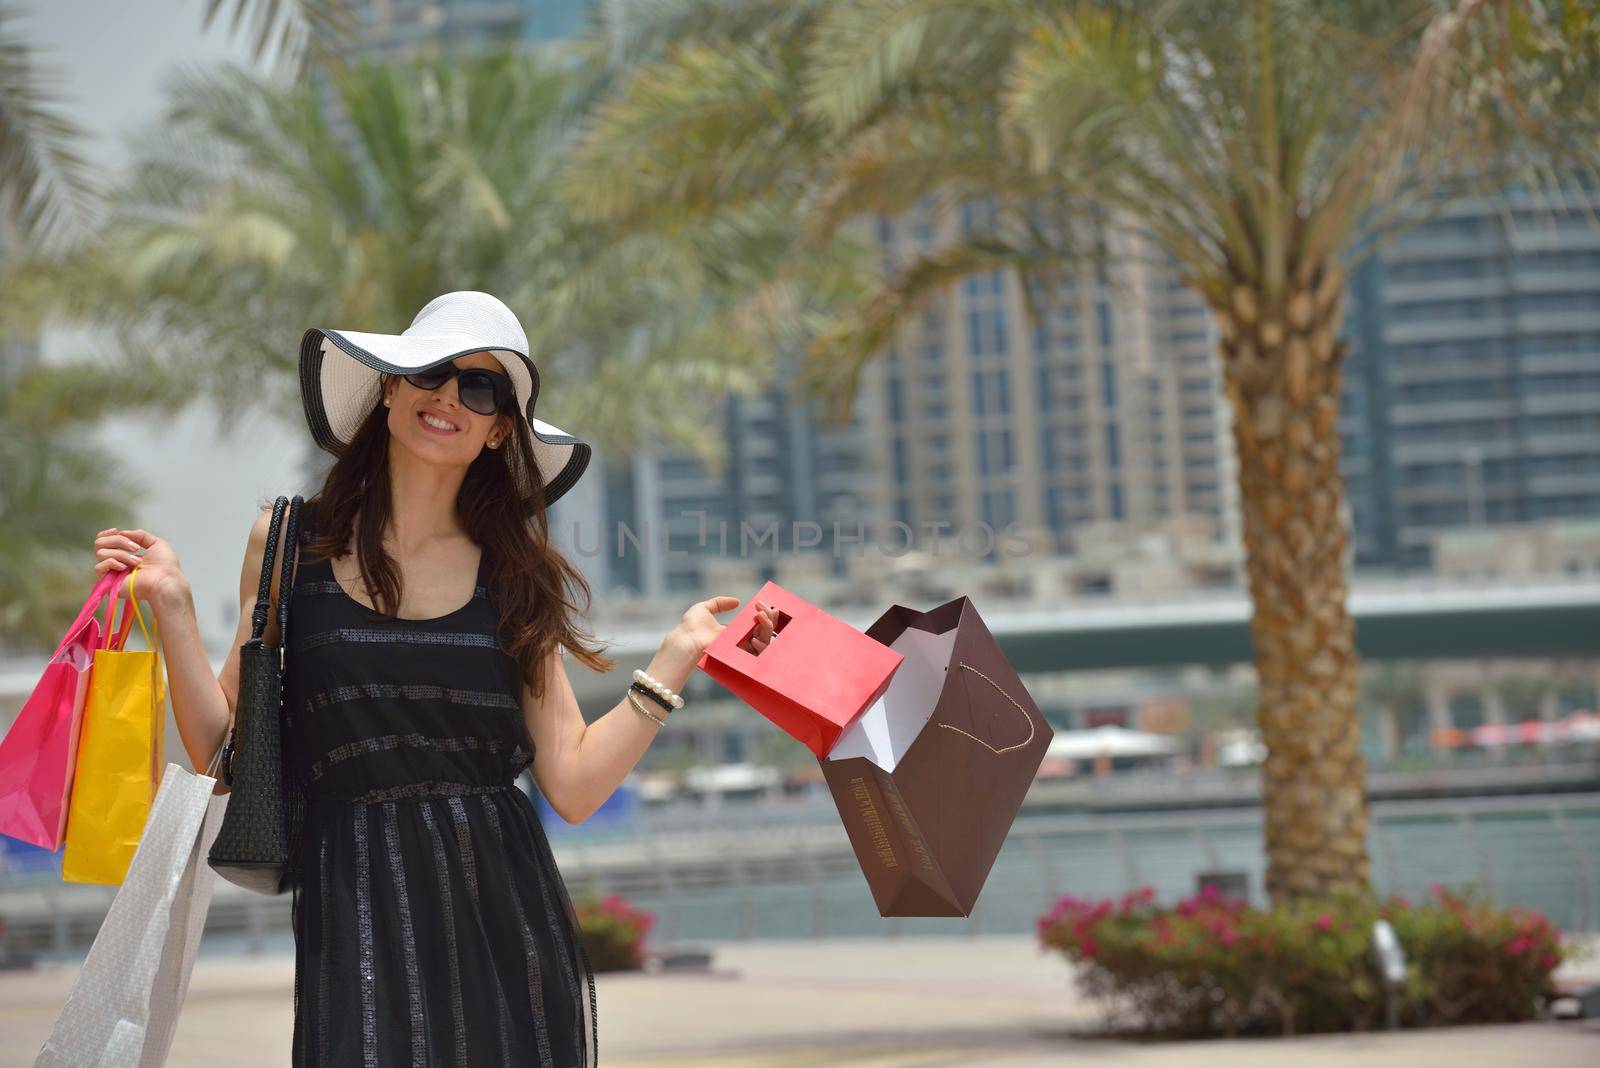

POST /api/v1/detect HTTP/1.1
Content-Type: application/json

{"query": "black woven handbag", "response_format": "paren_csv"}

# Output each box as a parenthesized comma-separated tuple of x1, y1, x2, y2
(208, 493, 305, 895)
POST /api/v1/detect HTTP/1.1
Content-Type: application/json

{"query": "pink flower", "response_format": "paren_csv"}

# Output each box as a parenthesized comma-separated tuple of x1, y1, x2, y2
(1218, 925, 1239, 946)
(1540, 953, 1561, 970)
(1314, 913, 1335, 933)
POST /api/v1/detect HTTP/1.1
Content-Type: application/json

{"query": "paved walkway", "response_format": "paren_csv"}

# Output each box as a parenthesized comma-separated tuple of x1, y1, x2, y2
(1, 936, 1596, 1066)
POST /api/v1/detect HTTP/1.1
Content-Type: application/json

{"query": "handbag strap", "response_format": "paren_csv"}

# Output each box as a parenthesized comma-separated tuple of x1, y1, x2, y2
(275, 495, 303, 673)
(249, 496, 289, 643)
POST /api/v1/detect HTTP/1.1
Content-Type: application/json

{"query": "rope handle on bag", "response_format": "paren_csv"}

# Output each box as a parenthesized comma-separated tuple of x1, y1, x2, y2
(937, 661, 1037, 756)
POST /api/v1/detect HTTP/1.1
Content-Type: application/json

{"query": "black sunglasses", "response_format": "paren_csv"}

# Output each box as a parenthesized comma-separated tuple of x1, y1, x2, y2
(402, 361, 515, 417)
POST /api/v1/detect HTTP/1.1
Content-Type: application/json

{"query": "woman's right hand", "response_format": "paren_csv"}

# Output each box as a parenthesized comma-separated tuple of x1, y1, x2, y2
(93, 527, 185, 603)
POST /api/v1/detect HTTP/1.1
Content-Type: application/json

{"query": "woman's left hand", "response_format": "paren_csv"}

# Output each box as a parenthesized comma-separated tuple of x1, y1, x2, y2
(657, 596, 781, 677)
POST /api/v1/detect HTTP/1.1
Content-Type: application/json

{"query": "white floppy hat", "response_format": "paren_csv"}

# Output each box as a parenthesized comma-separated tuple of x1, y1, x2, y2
(298, 291, 592, 510)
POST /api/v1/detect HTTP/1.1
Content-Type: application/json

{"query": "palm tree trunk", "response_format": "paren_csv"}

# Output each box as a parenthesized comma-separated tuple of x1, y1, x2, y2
(1216, 267, 1370, 902)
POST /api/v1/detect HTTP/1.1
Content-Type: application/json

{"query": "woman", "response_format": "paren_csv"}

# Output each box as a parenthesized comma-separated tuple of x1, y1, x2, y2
(90, 291, 781, 1067)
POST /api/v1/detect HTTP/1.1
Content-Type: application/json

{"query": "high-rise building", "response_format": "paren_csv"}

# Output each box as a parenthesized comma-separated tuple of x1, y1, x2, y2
(864, 199, 1239, 563)
(1340, 188, 1600, 569)
(350, 0, 589, 54)
(588, 374, 883, 599)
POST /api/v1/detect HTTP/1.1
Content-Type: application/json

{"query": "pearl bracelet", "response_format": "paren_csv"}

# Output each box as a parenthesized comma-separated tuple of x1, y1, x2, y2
(631, 668, 684, 710)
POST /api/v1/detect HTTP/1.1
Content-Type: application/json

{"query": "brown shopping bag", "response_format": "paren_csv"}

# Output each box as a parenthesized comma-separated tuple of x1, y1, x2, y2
(819, 595, 1053, 917)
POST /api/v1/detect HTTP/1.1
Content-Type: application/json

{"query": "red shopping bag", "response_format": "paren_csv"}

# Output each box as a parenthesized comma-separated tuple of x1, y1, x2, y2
(696, 581, 904, 758)
(0, 569, 134, 849)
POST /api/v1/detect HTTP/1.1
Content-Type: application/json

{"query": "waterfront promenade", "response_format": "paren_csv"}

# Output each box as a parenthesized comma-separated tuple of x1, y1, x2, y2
(2, 936, 1596, 1066)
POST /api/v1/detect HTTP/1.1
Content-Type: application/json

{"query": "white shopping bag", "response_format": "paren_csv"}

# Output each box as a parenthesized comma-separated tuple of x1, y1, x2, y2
(36, 756, 229, 1068)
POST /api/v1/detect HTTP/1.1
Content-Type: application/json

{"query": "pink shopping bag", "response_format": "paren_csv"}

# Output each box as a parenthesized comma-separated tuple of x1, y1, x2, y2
(0, 569, 133, 849)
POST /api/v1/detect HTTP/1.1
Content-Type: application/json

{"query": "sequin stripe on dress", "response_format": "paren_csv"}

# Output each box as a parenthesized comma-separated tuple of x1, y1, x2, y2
(418, 803, 469, 1066)
(448, 795, 513, 1065)
(353, 805, 379, 1068)
(380, 801, 427, 1068)
(295, 628, 501, 651)
(481, 795, 555, 1068)
(297, 579, 489, 600)
(291, 859, 305, 1064)
(317, 830, 331, 1066)
(521, 798, 599, 1065)
(307, 683, 518, 711)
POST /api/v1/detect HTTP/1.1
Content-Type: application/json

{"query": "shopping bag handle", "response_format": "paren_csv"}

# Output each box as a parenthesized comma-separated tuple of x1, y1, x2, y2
(55, 569, 126, 658)
(121, 564, 157, 653)
(100, 571, 141, 653)
(939, 661, 1036, 756)
(719, 583, 808, 664)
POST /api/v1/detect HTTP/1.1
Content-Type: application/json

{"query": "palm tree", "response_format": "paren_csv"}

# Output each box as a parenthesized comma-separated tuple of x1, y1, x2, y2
(564, 0, 1600, 900)
(9, 46, 827, 472)
(0, 0, 353, 650)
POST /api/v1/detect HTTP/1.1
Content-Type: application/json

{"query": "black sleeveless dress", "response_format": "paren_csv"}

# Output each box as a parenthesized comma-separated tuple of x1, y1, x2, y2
(282, 519, 598, 1067)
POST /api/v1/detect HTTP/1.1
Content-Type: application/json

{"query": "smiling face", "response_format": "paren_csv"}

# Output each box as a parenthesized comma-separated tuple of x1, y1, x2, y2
(381, 350, 515, 464)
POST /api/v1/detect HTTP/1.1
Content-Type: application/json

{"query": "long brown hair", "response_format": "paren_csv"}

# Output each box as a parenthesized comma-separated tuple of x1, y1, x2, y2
(293, 374, 614, 701)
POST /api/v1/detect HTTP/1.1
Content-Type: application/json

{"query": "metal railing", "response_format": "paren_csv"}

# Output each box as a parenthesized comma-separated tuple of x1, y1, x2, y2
(3, 794, 1596, 959)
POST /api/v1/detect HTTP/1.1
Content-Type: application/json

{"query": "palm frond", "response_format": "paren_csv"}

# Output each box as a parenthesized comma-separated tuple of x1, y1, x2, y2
(201, 0, 360, 76)
(0, 4, 99, 247)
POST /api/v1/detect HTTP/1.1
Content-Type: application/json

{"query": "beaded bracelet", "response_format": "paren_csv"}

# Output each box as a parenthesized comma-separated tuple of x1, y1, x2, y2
(630, 682, 674, 714)
(631, 668, 683, 711)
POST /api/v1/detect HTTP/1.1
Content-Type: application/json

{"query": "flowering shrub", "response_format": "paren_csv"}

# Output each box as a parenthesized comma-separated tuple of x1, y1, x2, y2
(1036, 883, 1563, 1037)
(573, 891, 656, 972)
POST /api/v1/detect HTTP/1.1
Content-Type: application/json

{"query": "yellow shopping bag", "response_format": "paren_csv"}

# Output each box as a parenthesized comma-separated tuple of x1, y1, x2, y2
(61, 565, 166, 885)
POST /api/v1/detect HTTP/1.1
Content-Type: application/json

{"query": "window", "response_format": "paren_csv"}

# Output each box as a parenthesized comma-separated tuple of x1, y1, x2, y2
(962, 270, 1006, 297)
(966, 307, 1010, 358)
(1105, 423, 1121, 467)
(972, 369, 1011, 416)
(978, 429, 1016, 475)
(982, 489, 1017, 529)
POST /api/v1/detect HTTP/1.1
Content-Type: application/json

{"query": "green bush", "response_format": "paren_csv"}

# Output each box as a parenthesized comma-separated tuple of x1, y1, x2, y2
(1036, 883, 1563, 1037)
(573, 890, 656, 973)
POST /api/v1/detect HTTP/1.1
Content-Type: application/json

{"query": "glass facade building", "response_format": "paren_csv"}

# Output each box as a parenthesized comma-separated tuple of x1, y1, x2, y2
(1340, 189, 1600, 569)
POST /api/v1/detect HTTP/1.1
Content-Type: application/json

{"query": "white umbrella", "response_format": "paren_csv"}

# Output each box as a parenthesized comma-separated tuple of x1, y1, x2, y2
(1044, 725, 1182, 760)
